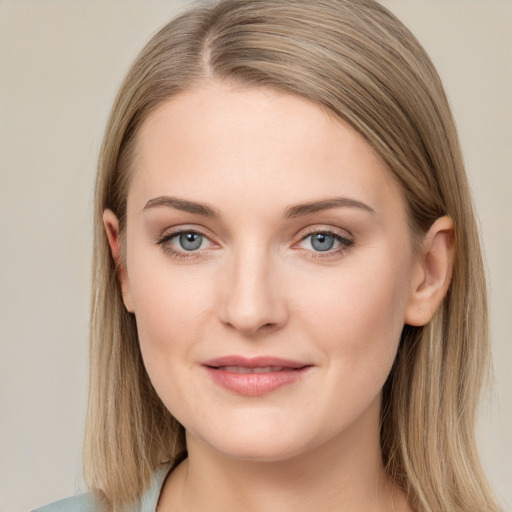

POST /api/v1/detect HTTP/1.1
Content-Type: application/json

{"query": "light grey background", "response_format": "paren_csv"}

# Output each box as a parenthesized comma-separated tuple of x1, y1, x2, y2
(0, 1, 510, 511)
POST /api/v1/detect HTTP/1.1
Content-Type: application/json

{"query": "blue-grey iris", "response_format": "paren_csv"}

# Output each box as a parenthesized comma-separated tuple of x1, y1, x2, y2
(180, 232, 202, 251)
(311, 233, 335, 251)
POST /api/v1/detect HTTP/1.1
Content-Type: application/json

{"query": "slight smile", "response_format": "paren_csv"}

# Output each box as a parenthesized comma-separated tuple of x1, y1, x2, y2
(202, 356, 313, 396)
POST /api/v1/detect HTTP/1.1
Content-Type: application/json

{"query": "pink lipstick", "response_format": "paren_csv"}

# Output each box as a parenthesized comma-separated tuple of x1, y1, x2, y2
(202, 356, 312, 396)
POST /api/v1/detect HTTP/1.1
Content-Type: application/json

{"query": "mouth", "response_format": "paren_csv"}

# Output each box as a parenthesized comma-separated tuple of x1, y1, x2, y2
(213, 365, 299, 374)
(202, 356, 313, 396)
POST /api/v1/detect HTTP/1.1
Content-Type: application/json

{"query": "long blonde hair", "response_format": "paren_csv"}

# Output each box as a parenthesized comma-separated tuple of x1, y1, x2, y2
(84, 1, 499, 510)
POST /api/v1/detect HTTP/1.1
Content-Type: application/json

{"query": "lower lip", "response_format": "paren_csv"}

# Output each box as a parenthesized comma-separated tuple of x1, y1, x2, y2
(204, 367, 311, 396)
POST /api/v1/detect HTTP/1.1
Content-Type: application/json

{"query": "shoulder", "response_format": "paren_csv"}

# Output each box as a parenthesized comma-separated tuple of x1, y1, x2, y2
(30, 462, 173, 512)
(30, 493, 101, 512)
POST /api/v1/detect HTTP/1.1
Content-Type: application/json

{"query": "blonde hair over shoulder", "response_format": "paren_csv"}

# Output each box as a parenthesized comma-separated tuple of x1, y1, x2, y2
(84, 1, 500, 510)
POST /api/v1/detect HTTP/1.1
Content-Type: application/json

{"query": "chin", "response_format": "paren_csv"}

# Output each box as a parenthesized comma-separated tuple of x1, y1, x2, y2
(213, 439, 309, 463)
(187, 418, 332, 464)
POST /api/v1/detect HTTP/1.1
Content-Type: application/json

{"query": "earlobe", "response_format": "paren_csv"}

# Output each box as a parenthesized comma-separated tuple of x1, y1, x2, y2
(102, 209, 135, 313)
(404, 216, 455, 326)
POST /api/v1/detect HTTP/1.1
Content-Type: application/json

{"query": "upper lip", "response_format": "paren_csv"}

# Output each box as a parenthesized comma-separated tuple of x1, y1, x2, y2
(202, 356, 311, 369)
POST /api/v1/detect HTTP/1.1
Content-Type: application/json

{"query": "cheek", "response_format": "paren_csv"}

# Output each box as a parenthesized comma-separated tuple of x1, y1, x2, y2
(128, 265, 215, 424)
(296, 253, 411, 383)
(135, 280, 207, 344)
(125, 245, 215, 379)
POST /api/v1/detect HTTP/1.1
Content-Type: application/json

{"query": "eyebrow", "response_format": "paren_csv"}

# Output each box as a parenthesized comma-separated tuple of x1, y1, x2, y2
(143, 196, 220, 217)
(142, 195, 375, 218)
(282, 197, 375, 218)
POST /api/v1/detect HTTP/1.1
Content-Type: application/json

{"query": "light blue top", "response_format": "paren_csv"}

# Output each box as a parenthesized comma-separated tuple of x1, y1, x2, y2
(31, 463, 172, 512)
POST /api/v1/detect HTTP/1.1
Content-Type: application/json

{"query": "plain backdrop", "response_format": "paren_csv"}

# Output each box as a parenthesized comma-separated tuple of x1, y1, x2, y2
(0, 1, 510, 511)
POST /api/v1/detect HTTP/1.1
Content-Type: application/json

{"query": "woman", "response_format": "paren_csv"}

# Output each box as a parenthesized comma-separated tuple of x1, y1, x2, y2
(33, 0, 501, 511)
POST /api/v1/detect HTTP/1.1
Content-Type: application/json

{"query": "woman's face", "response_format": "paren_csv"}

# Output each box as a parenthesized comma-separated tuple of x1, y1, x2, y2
(117, 82, 422, 461)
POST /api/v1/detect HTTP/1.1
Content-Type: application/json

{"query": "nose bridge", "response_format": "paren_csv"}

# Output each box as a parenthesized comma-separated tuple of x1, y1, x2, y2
(220, 241, 287, 336)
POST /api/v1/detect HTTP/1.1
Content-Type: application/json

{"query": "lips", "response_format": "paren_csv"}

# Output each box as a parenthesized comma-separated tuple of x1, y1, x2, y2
(217, 365, 290, 373)
(202, 356, 312, 396)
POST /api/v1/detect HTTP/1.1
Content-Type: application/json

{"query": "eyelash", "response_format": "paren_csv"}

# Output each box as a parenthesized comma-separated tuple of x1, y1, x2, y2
(157, 229, 211, 261)
(156, 227, 354, 261)
(298, 228, 354, 259)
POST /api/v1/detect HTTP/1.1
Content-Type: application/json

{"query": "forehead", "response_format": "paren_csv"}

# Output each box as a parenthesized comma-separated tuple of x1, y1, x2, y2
(128, 82, 405, 220)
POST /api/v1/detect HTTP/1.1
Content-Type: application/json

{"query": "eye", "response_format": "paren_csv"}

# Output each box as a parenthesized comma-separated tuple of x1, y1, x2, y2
(308, 232, 337, 252)
(174, 232, 204, 251)
(296, 229, 354, 257)
(157, 229, 213, 259)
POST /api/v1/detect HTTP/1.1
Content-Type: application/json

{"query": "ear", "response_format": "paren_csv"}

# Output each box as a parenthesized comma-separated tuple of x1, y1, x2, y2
(103, 209, 135, 313)
(404, 216, 455, 326)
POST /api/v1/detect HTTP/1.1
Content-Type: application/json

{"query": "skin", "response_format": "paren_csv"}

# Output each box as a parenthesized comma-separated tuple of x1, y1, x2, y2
(104, 81, 454, 511)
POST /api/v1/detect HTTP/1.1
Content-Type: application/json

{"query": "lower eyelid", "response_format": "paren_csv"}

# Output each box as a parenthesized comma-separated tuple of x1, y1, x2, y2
(157, 234, 210, 261)
(303, 234, 353, 256)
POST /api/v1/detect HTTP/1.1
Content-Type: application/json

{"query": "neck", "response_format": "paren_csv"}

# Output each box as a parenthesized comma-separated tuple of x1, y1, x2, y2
(159, 397, 408, 512)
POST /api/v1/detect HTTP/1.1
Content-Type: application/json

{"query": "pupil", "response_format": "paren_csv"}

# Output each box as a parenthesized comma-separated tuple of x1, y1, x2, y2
(312, 233, 334, 251)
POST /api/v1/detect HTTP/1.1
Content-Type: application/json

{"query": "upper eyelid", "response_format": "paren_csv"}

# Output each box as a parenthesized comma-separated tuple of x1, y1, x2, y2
(294, 226, 354, 249)
(298, 225, 353, 239)
(157, 225, 214, 242)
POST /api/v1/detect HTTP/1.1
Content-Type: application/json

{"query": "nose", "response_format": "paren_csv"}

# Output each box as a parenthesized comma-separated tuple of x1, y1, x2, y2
(218, 245, 289, 337)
